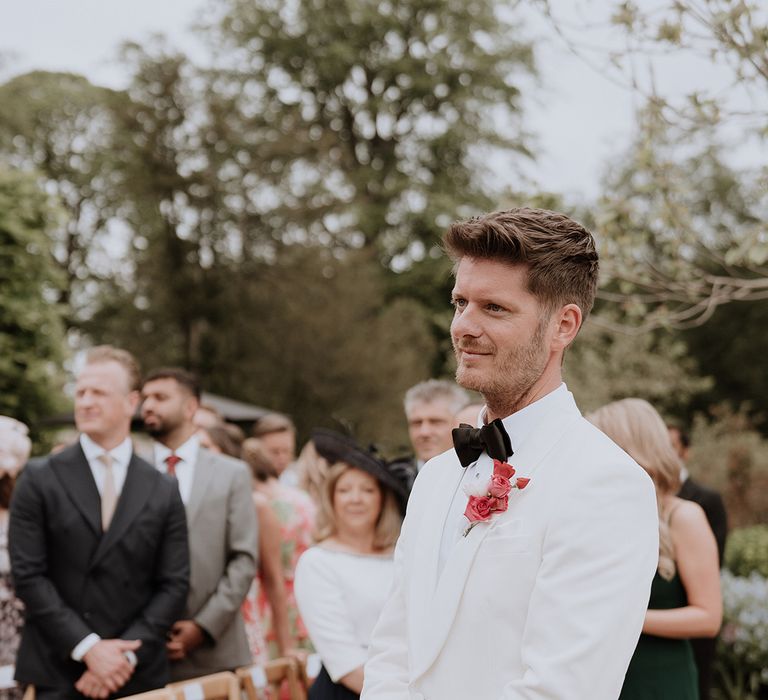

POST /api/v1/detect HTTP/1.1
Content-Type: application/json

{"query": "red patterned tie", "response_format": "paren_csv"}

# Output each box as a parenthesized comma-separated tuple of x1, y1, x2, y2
(165, 454, 182, 477)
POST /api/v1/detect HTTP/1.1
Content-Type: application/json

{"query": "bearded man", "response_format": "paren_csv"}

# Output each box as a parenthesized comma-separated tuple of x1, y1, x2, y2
(362, 208, 659, 700)
(140, 368, 257, 680)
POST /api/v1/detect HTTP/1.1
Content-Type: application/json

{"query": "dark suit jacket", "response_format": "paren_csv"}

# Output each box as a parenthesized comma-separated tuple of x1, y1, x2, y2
(678, 476, 728, 700)
(9, 442, 190, 696)
(678, 477, 728, 566)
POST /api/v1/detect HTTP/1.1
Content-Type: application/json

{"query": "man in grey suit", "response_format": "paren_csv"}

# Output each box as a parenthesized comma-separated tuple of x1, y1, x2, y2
(140, 368, 258, 681)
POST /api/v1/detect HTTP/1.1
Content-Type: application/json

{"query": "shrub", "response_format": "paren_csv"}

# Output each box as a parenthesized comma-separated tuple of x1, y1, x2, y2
(725, 526, 768, 578)
(715, 570, 768, 700)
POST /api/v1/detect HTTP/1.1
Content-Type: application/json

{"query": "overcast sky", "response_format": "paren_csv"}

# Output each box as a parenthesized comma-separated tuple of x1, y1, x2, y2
(1, 1, 760, 201)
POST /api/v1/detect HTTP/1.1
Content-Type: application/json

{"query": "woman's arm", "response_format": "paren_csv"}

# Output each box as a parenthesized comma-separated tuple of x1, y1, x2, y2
(294, 548, 370, 693)
(643, 499, 722, 638)
(253, 494, 292, 655)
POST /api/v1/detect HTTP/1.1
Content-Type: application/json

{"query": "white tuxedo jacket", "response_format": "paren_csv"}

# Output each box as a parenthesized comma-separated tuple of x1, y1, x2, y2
(362, 389, 658, 700)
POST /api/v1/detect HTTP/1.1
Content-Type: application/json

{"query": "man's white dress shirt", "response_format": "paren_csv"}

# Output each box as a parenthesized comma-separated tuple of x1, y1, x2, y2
(153, 434, 199, 505)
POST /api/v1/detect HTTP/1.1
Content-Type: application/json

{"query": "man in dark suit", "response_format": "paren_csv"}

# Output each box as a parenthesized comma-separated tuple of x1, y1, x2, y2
(669, 425, 729, 700)
(10, 346, 189, 700)
(140, 368, 257, 680)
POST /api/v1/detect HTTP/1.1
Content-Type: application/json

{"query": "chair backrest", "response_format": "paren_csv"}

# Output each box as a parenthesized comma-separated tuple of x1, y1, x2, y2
(121, 689, 176, 700)
(297, 653, 322, 692)
(23, 685, 175, 700)
(236, 658, 306, 700)
(167, 671, 240, 700)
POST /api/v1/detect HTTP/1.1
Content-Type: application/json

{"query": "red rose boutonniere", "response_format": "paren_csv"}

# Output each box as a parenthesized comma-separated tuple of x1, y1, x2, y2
(462, 459, 531, 536)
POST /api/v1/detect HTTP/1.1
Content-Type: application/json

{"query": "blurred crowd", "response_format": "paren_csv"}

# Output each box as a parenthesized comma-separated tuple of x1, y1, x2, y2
(0, 347, 479, 700)
(0, 344, 729, 700)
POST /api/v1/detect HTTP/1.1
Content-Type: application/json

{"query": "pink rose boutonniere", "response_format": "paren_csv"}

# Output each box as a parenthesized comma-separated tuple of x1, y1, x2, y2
(463, 459, 531, 536)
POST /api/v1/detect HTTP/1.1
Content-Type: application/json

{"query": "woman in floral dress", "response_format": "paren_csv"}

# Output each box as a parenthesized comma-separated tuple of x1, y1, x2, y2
(241, 438, 317, 662)
(0, 417, 31, 700)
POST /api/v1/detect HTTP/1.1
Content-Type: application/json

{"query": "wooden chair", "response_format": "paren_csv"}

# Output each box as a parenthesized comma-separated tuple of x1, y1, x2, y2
(295, 653, 323, 694)
(236, 658, 306, 700)
(22, 685, 174, 700)
(120, 689, 175, 700)
(167, 671, 240, 700)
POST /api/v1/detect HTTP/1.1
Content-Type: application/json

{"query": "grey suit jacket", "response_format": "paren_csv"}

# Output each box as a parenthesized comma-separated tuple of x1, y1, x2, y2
(169, 448, 258, 680)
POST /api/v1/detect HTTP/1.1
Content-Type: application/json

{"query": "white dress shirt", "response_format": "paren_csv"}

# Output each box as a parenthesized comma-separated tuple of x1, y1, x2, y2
(79, 433, 132, 499)
(437, 383, 570, 577)
(72, 434, 135, 663)
(153, 434, 200, 505)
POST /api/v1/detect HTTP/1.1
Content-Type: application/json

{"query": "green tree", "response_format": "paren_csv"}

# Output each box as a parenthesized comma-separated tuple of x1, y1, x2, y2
(202, 0, 535, 260)
(105, 40, 227, 369)
(91, 245, 436, 448)
(0, 72, 126, 321)
(564, 320, 712, 416)
(536, 0, 768, 328)
(0, 168, 67, 433)
(592, 103, 768, 332)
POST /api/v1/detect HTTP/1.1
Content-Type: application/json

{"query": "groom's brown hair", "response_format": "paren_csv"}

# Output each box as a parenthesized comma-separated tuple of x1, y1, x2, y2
(443, 207, 599, 320)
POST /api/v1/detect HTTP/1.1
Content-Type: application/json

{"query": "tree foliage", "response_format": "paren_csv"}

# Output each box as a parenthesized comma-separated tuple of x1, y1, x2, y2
(0, 168, 67, 432)
(89, 245, 436, 447)
(536, 0, 768, 330)
(38, 0, 538, 438)
(593, 103, 768, 332)
(0, 72, 125, 321)
(202, 0, 534, 260)
(565, 319, 712, 415)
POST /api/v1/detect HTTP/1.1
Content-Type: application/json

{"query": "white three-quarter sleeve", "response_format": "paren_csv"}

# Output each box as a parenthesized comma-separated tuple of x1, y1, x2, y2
(295, 549, 369, 682)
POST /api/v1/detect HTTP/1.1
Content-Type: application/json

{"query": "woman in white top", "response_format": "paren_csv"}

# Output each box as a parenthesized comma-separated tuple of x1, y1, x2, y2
(295, 430, 409, 700)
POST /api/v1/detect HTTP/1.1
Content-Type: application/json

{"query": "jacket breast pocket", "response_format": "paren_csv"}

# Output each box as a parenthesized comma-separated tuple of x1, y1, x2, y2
(473, 534, 538, 593)
(488, 534, 531, 554)
(473, 535, 533, 574)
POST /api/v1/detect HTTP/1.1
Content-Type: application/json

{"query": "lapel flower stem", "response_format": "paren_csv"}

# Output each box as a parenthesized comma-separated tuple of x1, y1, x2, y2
(463, 521, 480, 538)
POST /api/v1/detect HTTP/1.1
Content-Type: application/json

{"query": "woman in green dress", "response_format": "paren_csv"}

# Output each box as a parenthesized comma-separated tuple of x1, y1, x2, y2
(587, 399, 722, 700)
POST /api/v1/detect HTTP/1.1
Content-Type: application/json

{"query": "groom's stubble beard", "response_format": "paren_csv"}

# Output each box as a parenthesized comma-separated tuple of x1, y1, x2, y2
(453, 317, 550, 417)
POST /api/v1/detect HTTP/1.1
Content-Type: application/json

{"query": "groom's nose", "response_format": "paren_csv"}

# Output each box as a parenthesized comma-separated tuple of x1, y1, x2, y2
(451, 305, 482, 339)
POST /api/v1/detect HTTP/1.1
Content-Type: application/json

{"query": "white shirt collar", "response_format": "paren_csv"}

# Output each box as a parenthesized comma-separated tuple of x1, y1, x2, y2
(483, 383, 571, 455)
(79, 433, 133, 468)
(154, 433, 200, 471)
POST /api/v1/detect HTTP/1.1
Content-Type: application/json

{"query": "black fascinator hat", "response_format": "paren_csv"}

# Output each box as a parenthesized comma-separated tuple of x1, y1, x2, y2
(311, 429, 413, 511)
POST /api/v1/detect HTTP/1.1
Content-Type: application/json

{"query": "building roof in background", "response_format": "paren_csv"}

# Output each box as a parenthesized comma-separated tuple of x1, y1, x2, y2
(199, 392, 268, 422)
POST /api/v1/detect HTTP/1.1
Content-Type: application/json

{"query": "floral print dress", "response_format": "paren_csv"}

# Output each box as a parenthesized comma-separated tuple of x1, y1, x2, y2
(242, 484, 316, 664)
(0, 514, 24, 700)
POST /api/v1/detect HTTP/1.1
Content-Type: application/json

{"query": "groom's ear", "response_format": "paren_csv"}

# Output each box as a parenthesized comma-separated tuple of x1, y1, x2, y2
(549, 303, 582, 352)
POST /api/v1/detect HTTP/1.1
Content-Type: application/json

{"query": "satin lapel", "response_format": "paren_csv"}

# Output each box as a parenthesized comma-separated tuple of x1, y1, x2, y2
(51, 443, 101, 536)
(186, 449, 215, 525)
(412, 394, 583, 679)
(91, 454, 154, 566)
(411, 509, 494, 679)
(408, 456, 467, 676)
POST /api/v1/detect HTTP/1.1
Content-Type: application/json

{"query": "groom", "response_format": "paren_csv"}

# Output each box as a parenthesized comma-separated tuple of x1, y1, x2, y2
(362, 209, 659, 700)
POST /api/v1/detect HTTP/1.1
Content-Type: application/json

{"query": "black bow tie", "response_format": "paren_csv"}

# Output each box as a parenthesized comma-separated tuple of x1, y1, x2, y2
(452, 419, 513, 468)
